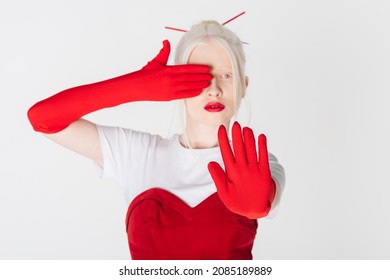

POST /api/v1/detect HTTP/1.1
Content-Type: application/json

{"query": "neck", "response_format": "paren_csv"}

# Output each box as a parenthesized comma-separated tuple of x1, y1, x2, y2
(180, 119, 230, 149)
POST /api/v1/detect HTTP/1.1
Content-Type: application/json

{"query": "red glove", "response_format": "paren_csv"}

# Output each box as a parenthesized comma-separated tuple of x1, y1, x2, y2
(208, 122, 276, 219)
(28, 40, 212, 133)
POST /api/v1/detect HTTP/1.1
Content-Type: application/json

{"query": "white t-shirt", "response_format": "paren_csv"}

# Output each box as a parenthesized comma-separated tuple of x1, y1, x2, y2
(95, 125, 285, 218)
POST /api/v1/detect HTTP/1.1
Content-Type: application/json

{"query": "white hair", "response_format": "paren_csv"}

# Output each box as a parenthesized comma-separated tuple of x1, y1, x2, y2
(173, 20, 248, 148)
(175, 20, 246, 114)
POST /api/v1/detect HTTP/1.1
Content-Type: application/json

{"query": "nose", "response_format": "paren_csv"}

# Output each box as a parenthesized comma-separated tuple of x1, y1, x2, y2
(205, 77, 222, 97)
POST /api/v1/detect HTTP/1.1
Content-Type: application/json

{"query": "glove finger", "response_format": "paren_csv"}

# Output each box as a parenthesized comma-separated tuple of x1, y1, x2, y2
(177, 73, 213, 83)
(208, 162, 230, 201)
(145, 40, 171, 68)
(218, 124, 235, 172)
(175, 89, 205, 99)
(176, 80, 210, 91)
(170, 64, 212, 74)
(243, 127, 257, 164)
(232, 122, 247, 164)
(258, 134, 271, 173)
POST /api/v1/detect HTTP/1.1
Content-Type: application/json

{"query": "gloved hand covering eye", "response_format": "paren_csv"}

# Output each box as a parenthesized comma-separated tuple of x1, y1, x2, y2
(28, 40, 212, 133)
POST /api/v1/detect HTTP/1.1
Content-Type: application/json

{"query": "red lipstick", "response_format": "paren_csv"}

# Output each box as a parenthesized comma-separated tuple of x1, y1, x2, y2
(204, 102, 225, 112)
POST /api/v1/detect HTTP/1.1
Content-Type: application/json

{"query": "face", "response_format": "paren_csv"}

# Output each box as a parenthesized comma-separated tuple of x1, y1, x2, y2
(185, 42, 235, 128)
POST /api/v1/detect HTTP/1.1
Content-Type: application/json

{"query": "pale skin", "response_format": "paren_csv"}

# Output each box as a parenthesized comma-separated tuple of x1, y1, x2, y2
(44, 42, 248, 164)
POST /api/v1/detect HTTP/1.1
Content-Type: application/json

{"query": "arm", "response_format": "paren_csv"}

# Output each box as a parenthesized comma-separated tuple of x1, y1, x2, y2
(27, 40, 212, 162)
(43, 119, 102, 164)
(267, 152, 286, 218)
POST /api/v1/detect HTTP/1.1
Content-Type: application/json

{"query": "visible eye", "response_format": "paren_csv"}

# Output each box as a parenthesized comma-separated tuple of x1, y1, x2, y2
(219, 73, 233, 80)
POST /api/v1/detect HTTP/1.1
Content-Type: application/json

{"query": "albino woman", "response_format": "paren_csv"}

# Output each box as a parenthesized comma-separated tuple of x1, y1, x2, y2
(28, 19, 285, 260)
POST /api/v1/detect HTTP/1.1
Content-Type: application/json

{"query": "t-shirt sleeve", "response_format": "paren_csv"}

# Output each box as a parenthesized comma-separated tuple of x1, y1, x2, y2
(94, 125, 157, 201)
(267, 152, 286, 219)
(94, 125, 129, 184)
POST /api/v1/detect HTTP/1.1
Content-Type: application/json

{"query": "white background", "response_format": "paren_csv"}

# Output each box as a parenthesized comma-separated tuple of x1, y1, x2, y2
(1, 0, 389, 259)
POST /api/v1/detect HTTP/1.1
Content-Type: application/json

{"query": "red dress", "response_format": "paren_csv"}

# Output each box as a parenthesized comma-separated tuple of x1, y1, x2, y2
(125, 188, 258, 260)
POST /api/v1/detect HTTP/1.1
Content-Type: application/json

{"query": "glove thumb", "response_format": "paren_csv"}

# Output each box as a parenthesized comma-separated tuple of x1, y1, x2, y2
(208, 162, 229, 195)
(143, 40, 171, 69)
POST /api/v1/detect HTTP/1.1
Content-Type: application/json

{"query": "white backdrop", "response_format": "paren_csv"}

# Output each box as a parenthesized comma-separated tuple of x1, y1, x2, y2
(1, 0, 389, 259)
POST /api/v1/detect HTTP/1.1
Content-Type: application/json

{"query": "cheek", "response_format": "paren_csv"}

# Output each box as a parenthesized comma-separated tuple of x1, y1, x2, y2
(223, 85, 234, 103)
(225, 89, 237, 114)
(221, 81, 234, 94)
(184, 98, 202, 114)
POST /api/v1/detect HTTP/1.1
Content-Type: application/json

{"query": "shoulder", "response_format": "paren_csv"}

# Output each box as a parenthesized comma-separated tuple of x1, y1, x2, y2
(96, 124, 174, 149)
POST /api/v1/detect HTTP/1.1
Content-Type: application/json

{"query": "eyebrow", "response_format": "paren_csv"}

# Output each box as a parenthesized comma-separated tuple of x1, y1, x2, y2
(211, 67, 233, 73)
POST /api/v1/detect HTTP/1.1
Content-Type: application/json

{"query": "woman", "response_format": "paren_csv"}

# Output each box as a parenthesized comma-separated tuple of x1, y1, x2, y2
(28, 20, 285, 259)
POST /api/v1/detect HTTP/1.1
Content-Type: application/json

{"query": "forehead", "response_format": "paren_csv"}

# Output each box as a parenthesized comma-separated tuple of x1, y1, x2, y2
(187, 43, 232, 71)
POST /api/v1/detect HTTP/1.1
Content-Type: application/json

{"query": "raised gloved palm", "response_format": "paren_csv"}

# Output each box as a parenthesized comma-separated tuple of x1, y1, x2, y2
(208, 122, 276, 219)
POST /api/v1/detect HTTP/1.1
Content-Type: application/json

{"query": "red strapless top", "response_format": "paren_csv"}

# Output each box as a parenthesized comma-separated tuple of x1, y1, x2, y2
(125, 188, 258, 260)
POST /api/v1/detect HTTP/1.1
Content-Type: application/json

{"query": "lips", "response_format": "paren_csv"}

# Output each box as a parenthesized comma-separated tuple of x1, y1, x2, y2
(204, 102, 225, 112)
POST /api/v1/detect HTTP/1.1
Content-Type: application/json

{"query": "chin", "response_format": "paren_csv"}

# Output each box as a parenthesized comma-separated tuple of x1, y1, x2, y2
(203, 116, 231, 127)
(186, 110, 233, 128)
